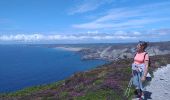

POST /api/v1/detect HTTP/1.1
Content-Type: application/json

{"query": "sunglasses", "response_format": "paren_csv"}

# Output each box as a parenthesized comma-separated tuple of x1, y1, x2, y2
(138, 41, 145, 46)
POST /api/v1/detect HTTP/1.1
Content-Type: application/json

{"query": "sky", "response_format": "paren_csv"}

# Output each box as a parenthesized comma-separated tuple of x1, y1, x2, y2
(0, 0, 170, 44)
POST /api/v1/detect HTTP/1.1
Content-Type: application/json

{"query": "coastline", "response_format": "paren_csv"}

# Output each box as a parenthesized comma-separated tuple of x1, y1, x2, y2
(0, 45, 106, 94)
(1, 52, 170, 99)
(55, 46, 85, 52)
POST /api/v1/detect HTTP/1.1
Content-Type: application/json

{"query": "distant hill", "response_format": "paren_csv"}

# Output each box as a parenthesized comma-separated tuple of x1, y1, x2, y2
(78, 41, 170, 61)
(38, 41, 170, 61)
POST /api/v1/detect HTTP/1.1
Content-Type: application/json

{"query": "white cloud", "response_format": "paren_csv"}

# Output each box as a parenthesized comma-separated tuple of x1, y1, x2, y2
(1, 28, 169, 42)
(0, 33, 138, 42)
(153, 29, 170, 35)
(114, 31, 127, 36)
(87, 30, 98, 34)
(133, 31, 141, 35)
(72, 18, 169, 30)
(72, 1, 170, 30)
(69, 0, 113, 15)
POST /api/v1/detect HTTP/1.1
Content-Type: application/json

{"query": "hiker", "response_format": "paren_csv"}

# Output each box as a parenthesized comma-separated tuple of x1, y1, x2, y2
(132, 41, 149, 99)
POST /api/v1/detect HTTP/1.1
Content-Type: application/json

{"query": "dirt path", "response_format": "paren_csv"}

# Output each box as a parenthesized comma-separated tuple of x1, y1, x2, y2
(132, 64, 170, 100)
(145, 64, 170, 100)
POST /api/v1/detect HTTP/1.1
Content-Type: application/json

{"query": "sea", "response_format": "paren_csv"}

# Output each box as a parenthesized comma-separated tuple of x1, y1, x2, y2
(0, 45, 107, 93)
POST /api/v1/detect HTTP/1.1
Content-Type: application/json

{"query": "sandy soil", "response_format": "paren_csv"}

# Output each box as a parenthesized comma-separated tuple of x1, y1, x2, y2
(55, 47, 85, 51)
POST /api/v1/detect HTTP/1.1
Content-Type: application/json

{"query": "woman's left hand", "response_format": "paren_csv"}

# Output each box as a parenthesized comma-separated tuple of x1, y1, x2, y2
(141, 76, 146, 82)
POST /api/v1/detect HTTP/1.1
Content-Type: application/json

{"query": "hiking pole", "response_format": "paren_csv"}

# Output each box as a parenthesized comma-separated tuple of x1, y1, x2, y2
(124, 77, 133, 97)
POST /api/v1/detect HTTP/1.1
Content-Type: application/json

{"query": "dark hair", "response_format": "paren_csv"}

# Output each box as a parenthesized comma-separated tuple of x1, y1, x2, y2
(138, 41, 148, 50)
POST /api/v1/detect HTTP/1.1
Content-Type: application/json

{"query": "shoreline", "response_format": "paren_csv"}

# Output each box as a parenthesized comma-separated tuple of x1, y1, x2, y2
(1, 54, 170, 99)
(55, 46, 85, 52)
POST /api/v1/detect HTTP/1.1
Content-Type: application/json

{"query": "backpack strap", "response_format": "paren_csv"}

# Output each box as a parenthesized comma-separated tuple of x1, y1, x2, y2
(133, 52, 137, 62)
(134, 52, 149, 63)
(143, 52, 148, 62)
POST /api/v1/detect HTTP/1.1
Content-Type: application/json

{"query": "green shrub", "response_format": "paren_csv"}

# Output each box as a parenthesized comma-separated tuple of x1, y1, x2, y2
(74, 89, 121, 100)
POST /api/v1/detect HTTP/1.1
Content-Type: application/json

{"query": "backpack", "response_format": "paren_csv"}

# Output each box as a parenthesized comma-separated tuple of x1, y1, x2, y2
(143, 52, 151, 67)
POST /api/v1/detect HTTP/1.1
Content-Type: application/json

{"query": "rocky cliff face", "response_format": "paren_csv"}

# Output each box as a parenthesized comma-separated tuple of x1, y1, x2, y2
(78, 41, 170, 61)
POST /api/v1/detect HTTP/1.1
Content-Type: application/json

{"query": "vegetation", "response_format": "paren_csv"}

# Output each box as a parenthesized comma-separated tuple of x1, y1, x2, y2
(1, 54, 170, 100)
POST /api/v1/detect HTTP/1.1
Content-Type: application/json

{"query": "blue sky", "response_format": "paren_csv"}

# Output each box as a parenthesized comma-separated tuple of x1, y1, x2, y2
(0, 0, 170, 43)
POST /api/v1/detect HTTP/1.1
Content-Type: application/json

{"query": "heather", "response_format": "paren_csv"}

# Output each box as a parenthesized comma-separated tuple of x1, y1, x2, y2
(1, 54, 170, 100)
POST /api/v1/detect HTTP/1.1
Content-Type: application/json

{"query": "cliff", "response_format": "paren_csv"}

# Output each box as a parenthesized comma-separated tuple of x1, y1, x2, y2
(77, 41, 170, 61)
(1, 54, 170, 100)
(30, 41, 170, 61)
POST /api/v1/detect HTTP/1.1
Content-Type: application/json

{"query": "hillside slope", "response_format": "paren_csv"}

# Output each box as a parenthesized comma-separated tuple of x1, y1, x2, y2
(78, 41, 170, 61)
(1, 54, 170, 100)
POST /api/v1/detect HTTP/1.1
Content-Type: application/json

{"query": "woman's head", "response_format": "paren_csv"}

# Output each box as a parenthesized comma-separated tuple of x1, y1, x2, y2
(136, 41, 148, 52)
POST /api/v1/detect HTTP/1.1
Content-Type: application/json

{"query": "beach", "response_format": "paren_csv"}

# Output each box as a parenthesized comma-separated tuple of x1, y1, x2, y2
(55, 46, 85, 51)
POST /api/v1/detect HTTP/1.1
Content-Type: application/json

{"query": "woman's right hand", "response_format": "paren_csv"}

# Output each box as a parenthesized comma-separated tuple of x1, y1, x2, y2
(141, 76, 146, 82)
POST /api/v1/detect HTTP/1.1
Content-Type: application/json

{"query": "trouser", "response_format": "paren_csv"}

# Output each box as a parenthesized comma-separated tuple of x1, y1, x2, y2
(132, 70, 146, 91)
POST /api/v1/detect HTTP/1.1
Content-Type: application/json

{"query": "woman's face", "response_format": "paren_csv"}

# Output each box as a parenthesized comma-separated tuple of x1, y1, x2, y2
(136, 43, 144, 52)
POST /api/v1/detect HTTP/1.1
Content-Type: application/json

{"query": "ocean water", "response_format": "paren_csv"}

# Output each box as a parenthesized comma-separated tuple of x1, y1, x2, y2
(0, 45, 106, 93)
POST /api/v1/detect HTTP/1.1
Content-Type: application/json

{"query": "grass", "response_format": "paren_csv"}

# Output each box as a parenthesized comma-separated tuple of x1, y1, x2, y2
(60, 91, 69, 98)
(74, 83, 85, 92)
(93, 79, 104, 85)
(73, 89, 121, 100)
(0, 80, 65, 97)
(1, 54, 170, 100)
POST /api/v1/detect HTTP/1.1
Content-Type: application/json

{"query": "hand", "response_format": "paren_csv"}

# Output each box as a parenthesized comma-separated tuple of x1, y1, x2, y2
(141, 76, 146, 82)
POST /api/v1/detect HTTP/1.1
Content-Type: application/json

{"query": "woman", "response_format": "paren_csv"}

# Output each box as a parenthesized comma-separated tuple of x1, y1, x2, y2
(132, 41, 149, 99)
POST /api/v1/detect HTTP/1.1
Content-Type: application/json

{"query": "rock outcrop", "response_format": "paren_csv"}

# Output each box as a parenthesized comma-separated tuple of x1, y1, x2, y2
(78, 41, 170, 61)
